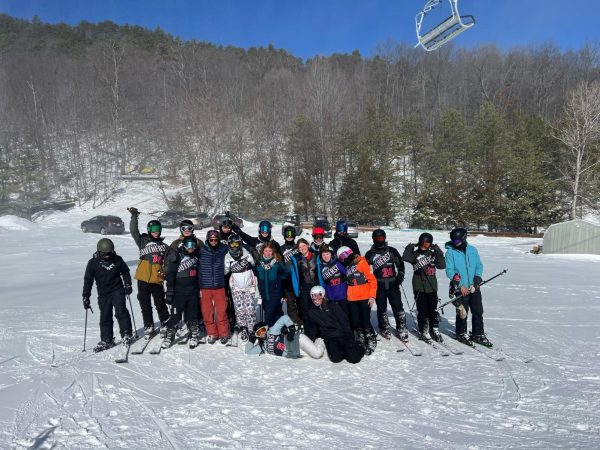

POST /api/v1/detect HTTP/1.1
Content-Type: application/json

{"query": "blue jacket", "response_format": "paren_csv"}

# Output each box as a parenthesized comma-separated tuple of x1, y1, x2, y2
(198, 242, 229, 289)
(256, 257, 288, 302)
(444, 241, 483, 289)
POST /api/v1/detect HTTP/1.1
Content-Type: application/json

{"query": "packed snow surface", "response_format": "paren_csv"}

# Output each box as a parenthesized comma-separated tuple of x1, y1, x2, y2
(0, 190, 599, 448)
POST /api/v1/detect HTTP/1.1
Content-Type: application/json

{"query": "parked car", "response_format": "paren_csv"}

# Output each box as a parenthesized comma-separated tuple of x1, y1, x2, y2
(157, 210, 186, 228)
(282, 214, 302, 236)
(212, 213, 244, 230)
(184, 211, 212, 228)
(346, 221, 359, 238)
(313, 216, 332, 238)
(81, 215, 125, 235)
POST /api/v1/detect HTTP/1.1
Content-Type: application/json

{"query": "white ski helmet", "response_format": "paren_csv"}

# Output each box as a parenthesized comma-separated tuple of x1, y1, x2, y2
(310, 285, 326, 298)
(336, 246, 353, 262)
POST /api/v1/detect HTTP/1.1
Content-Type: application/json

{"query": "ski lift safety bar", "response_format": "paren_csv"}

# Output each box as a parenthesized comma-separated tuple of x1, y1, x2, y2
(415, 0, 475, 51)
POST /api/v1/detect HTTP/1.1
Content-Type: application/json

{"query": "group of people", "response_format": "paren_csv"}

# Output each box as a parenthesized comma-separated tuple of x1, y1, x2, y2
(82, 207, 491, 364)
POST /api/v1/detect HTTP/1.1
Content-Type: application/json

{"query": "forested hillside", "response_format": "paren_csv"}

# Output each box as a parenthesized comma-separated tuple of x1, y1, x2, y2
(1, 14, 599, 229)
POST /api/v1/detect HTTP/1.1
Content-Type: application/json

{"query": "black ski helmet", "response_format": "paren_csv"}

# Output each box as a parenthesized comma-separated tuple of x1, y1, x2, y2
(258, 220, 272, 235)
(228, 234, 243, 258)
(182, 235, 198, 251)
(283, 225, 296, 241)
(97, 238, 114, 253)
(372, 229, 386, 248)
(220, 217, 234, 228)
(418, 232, 433, 246)
(179, 219, 194, 234)
(336, 220, 348, 234)
(450, 227, 468, 244)
(147, 220, 162, 234)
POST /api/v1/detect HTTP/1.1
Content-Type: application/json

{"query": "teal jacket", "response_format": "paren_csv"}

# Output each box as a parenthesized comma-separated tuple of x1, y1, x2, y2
(444, 241, 483, 289)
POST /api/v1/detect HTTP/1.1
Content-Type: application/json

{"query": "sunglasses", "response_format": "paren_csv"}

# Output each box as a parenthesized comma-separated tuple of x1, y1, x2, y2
(208, 237, 219, 242)
(311, 293, 324, 297)
(181, 225, 194, 232)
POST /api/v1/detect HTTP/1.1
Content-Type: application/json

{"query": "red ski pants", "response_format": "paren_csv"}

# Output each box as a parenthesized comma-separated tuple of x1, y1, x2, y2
(200, 288, 229, 338)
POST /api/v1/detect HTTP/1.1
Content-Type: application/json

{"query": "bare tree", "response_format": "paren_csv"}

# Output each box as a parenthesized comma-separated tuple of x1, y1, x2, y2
(553, 81, 600, 219)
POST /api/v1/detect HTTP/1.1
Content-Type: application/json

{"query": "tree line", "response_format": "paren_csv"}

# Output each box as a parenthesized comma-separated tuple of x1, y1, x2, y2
(1, 14, 599, 230)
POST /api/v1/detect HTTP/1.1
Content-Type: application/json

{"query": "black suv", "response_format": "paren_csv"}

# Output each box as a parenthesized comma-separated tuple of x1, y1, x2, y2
(81, 215, 125, 235)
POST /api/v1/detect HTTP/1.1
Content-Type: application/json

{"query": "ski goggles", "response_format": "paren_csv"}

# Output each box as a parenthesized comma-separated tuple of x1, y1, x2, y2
(183, 240, 197, 249)
(452, 239, 463, 245)
(208, 237, 220, 242)
(229, 241, 241, 249)
(284, 229, 295, 238)
(311, 292, 324, 298)
(181, 225, 194, 232)
(254, 326, 268, 338)
(373, 235, 386, 243)
(148, 225, 162, 233)
(312, 234, 324, 240)
(259, 225, 270, 233)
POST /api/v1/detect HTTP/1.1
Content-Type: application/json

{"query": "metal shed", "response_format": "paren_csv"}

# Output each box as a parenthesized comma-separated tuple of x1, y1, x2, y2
(543, 219, 600, 255)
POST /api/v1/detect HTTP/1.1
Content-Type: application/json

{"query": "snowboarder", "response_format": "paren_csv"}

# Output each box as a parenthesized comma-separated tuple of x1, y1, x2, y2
(329, 220, 360, 256)
(337, 246, 378, 355)
(244, 316, 300, 358)
(445, 227, 491, 347)
(82, 238, 133, 352)
(402, 233, 446, 343)
(169, 219, 204, 251)
(280, 225, 302, 325)
(198, 229, 231, 344)
(127, 207, 170, 337)
(256, 242, 289, 327)
(289, 238, 319, 340)
(308, 285, 364, 363)
(365, 229, 407, 340)
(163, 235, 201, 348)
(224, 234, 258, 341)
(316, 244, 350, 319)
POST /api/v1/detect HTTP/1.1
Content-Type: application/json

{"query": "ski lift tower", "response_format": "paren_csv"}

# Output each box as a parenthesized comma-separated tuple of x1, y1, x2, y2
(415, 0, 475, 51)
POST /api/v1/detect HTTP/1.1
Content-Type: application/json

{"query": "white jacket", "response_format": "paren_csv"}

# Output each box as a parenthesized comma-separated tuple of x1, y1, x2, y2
(224, 249, 256, 291)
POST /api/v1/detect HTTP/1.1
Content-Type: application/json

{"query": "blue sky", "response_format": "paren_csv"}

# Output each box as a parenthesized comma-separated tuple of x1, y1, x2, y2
(1, 1, 599, 58)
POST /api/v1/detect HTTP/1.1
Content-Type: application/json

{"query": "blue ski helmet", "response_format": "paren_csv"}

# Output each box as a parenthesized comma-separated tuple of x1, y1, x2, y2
(258, 220, 272, 234)
(335, 220, 348, 233)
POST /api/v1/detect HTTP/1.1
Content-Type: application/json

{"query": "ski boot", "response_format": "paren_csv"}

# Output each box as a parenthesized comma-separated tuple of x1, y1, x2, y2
(239, 327, 249, 343)
(122, 334, 133, 347)
(220, 336, 229, 345)
(395, 312, 409, 342)
(159, 322, 169, 338)
(189, 322, 200, 349)
(381, 328, 392, 340)
(207, 335, 218, 345)
(471, 333, 493, 348)
(144, 326, 156, 337)
(456, 332, 473, 347)
(379, 315, 392, 340)
(419, 329, 433, 344)
(354, 329, 366, 351)
(430, 327, 443, 343)
(94, 338, 116, 353)
(198, 325, 207, 344)
(161, 328, 176, 349)
(365, 328, 378, 355)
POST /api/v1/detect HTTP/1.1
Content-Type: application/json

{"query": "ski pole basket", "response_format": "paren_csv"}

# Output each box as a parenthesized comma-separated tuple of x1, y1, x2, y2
(415, 0, 475, 51)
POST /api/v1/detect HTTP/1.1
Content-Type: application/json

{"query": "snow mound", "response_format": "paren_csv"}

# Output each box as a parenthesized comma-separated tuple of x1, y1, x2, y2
(0, 215, 39, 231)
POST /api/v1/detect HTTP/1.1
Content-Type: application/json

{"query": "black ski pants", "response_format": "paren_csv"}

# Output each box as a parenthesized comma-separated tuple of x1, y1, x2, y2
(324, 336, 364, 364)
(137, 280, 169, 328)
(167, 294, 200, 329)
(262, 299, 284, 327)
(298, 284, 317, 340)
(414, 291, 439, 333)
(375, 287, 404, 331)
(348, 300, 374, 333)
(98, 290, 132, 342)
(455, 290, 484, 336)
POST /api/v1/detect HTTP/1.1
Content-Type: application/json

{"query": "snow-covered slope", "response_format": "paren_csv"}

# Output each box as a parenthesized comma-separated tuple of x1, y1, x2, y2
(0, 188, 599, 448)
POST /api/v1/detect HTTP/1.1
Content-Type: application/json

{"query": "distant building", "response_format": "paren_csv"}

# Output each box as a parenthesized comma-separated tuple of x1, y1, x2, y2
(543, 219, 600, 255)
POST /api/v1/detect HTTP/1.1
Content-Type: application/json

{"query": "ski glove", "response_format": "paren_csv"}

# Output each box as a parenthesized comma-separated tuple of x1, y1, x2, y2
(473, 275, 483, 291)
(123, 284, 133, 295)
(165, 292, 175, 305)
(455, 303, 467, 320)
(127, 207, 139, 216)
(82, 296, 91, 310)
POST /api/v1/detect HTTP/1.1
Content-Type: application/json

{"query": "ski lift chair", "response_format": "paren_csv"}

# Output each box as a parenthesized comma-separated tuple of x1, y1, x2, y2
(415, 0, 475, 51)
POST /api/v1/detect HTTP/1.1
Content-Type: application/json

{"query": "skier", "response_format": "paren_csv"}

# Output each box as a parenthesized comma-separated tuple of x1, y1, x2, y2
(289, 238, 319, 340)
(128, 207, 170, 337)
(224, 234, 258, 341)
(198, 229, 230, 344)
(232, 220, 282, 260)
(163, 236, 201, 348)
(280, 225, 302, 325)
(308, 285, 364, 363)
(82, 238, 133, 352)
(309, 227, 326, 254)
(445, 227, 491, 347)
(316, 244, 350, 319)
(402, 233, 446, 343)
(256, 242, 289, 327)
(244, 316, 300, 358)
(170, 219, 204, 251)
(365, 229, 407, 341)
(218, 216, 235, 244)
(337, 246, 378, 355)
(329, 220, 361, 256)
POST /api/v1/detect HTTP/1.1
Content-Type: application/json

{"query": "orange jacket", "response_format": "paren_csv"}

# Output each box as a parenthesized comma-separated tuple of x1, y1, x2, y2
(346, 256, 377, 301)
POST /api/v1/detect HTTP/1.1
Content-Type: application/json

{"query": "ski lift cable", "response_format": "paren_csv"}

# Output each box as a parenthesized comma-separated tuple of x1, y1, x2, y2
(415, 0, 475, 52)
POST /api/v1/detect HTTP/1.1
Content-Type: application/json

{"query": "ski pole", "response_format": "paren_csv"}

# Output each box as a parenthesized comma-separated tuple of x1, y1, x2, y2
(438, 269, 508, 311)
(127, 295, 138, 338)
(83, 306, 93, 352)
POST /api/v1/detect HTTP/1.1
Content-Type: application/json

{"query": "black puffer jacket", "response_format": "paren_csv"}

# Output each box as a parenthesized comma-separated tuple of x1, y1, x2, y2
(82, 252, 131, 298)
(308, 301, 353, 341)
(329, 232, 361, 256)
